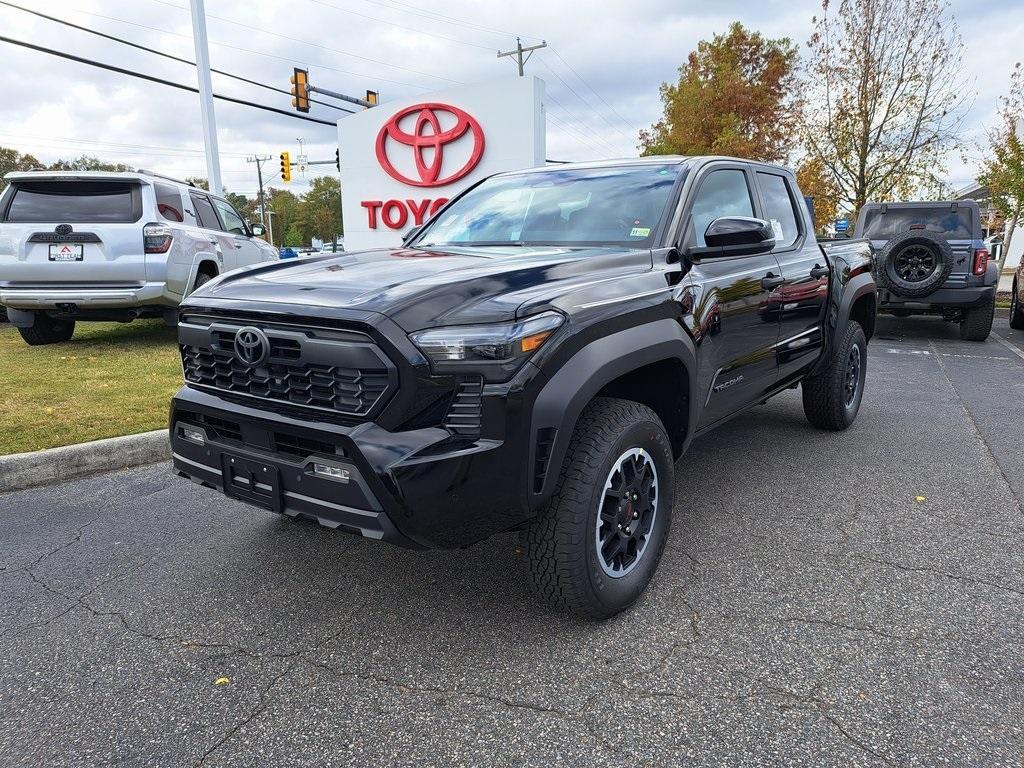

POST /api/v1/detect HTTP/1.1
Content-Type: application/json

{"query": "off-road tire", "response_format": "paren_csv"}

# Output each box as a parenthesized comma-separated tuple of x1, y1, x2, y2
(1009, 280, 1024, 330)
(802, 321, 867, 431)
(524, 397, 674, 620)
(17, 314, 75, 346)
(193, 271, 214, 292)
(959, 294, 995, 341)
(875, 230, 954, 299)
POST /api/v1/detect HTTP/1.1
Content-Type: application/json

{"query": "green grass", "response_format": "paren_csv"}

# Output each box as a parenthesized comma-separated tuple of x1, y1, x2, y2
(0, 320, 182, 455)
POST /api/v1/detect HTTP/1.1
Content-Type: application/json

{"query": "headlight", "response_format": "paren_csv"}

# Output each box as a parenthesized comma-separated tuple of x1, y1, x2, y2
(410, 311, 564, 377)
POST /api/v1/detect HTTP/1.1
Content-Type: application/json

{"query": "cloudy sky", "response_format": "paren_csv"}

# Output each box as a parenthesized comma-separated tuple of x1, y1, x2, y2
(1, 0, 1020, 199)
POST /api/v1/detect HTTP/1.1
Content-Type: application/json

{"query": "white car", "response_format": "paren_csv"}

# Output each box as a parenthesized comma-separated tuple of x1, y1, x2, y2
(0, 171, 278, 345)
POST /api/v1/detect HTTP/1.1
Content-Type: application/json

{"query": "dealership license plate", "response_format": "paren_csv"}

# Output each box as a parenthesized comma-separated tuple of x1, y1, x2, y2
(48, 244, 84, 261)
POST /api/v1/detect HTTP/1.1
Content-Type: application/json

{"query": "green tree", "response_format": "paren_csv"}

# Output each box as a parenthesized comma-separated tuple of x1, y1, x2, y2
(639, 23, 800, 163)
(283, 223, 304, 247)
(302, 176, 343, 241)
(979, 62, 1024, 271)
(47, 155, 134, 172)
(0, 147, 42, 193)
(267, 188, 302, 247)
(801, 0, 968, 218)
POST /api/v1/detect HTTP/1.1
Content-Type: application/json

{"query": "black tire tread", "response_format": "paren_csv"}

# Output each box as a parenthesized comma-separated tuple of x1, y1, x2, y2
(1007, 280, 1023, 330)
(17, 316, 75, 346)
(959, 295, 995, 341)
(802, 321, 866, 431)
(524, 397, 671, 620)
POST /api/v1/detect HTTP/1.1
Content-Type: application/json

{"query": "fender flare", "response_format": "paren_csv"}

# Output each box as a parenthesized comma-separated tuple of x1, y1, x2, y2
(815, 273, 876, 375)
(528, 318, 698, 505)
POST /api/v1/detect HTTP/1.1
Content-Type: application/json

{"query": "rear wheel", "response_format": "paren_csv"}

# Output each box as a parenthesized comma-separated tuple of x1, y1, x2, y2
(17, 313, 75, 346)
(524, 398, 674, 619)
(959, 295, 995, 341)
(1010, 280, 1024, 330)
(193, 271, 214, 292)
(802, 321, 867, 431)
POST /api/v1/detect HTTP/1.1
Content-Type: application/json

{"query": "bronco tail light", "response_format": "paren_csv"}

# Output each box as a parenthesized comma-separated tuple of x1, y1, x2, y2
(144, 222, 173, 254)
(972, 248, 989, 276)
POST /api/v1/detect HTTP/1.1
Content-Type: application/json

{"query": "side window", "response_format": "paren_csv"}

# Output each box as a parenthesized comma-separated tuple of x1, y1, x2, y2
(212, 198, 247, 236)
(154, 182, 184, 222)
(190, 193, 221, 231)
(756, 172, 800, 248)
(689, 170, 755, 247)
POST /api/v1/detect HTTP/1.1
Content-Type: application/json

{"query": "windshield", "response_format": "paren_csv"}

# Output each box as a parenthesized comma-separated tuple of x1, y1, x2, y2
(414, 165, 682, 249)
(861, 206, 975, 239)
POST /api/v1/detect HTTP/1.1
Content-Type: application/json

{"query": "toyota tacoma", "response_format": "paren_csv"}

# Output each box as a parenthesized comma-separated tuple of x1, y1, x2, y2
(170, 157, 876, 618)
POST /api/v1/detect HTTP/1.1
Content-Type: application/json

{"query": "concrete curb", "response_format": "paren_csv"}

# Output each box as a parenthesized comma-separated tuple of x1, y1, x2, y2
(0, 430, 169, 493)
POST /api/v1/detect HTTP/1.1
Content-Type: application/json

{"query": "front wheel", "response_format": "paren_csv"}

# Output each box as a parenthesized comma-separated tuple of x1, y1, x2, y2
(524, 398, 674, 620)
(959, 295, 994, 341)
(802, 321, 867, 431)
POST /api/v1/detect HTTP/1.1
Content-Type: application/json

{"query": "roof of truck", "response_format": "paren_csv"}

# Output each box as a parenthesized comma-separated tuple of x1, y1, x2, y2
(518, 155, 794, 175)
(2, 170, 193, 186)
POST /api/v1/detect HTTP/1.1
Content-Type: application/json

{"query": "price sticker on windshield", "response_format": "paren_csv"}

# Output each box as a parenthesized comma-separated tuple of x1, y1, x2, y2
(629, 227, 651, 238)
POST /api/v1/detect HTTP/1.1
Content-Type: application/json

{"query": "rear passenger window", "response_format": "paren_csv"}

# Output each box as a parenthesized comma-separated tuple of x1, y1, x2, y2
(757, 172, 800, 249)
(154, 182, 183, 222)
(190, 193, 221, 231)
(690, 170, 755, 247)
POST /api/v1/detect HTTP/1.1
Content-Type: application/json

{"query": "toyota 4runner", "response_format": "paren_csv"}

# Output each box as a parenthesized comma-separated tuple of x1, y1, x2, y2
(0, 171, 278, 345)
(170, 157, 876, 618)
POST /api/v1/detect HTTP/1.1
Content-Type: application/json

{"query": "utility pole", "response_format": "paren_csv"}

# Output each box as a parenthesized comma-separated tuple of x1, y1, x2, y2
(497, 37, 547, 76)
(246, 154, 271, 235)
(189, 0, 222, 196)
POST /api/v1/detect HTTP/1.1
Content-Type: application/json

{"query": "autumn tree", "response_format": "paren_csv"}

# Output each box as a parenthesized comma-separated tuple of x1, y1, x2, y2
(302, 176, 343, 242)
(978, 63, 1024, 271)
(0, 147, 42, 193)
(801, 0, 968, 218)
(639, 22, 800, 163)
(796, 156, 841, 232)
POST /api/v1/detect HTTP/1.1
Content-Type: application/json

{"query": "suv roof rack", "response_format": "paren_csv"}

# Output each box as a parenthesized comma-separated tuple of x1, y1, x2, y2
(137, 169, 197, 187)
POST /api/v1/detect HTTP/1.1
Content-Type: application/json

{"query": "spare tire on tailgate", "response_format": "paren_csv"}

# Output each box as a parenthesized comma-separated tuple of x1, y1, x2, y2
(875, 229, 954, 298)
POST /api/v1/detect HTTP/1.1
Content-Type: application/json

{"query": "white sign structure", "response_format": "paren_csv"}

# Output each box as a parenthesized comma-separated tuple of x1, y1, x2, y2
(338, 77, 546, 251)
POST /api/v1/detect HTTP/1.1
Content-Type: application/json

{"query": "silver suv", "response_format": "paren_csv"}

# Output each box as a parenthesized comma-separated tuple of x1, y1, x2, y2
(0, 170, 278, 345)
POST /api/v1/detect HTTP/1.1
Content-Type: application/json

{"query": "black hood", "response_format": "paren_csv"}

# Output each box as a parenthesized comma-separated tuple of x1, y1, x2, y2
(200, 245, 653, 330)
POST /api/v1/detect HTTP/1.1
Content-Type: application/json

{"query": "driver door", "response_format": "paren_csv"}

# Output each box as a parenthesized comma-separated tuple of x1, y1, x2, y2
(212, 197, 263, 270)
(683, 165, 783, 428)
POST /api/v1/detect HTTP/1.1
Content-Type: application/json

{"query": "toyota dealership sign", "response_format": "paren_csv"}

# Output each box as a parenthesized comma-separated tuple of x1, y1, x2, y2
(338, 77, 546, 251)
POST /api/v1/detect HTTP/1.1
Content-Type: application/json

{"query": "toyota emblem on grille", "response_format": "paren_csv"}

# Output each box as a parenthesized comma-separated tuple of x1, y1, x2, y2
(233, 327, 270, 367)
(55, 224, 73, 236)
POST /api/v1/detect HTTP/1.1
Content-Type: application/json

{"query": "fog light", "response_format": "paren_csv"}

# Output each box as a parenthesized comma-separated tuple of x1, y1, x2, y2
(313, 463, 350, 482)
(181, 427, 205, 444)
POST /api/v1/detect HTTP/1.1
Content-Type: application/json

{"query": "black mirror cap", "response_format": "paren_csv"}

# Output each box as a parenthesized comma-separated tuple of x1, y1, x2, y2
(704, 216, 775, 248)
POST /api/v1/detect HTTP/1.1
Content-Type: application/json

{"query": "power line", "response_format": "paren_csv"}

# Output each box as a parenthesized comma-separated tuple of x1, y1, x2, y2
(0, 35, 341, 127)
(548, 47, 637, 134)
(0, 1, 354, 114)
(48, 6, 433, 91)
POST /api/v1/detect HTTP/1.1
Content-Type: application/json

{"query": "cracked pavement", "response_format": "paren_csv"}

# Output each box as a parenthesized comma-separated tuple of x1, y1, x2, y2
(2, 314, 1023, 767)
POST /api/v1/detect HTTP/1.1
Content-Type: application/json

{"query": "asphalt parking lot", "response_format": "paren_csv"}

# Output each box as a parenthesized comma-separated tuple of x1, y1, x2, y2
(2, 314, 1022, 767)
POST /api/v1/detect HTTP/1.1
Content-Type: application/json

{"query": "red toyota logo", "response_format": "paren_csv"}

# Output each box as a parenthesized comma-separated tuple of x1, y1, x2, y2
(375, 102, 485, 188)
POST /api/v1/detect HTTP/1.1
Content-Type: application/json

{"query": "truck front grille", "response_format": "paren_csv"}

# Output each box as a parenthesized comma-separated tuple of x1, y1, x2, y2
(178, 315, 397, 418)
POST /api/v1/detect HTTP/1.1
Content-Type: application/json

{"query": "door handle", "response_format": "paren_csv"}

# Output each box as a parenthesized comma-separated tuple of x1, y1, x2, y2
(233, 243, 243, 249)
(761, 273, 785, 290)
(810, 264, 829, 279)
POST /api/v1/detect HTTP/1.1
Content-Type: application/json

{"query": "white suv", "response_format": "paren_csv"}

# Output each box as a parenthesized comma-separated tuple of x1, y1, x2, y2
(0, 170, 278, 345)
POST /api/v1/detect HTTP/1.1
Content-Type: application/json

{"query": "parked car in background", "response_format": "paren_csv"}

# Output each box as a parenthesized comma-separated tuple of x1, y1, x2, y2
(854, 201, 997, 340)
(1011, 257, 1024, 330)
(169, 156, 876, 618)
(279, 247, 299, 259)
(319, 239, 344, 253)
(0, 171, 278, 345)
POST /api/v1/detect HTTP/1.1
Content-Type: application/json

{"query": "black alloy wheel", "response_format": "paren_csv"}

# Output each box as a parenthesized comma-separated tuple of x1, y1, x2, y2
(595, 447, 659, 578)
(893, 245, 938, 283)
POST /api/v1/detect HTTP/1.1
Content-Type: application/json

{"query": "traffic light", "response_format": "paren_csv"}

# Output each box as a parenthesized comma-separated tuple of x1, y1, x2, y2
(335, 148, 340, 171)
(290, 68, 310, 113)
(365, 90, 378, 108)
(280, 151, 291, 183)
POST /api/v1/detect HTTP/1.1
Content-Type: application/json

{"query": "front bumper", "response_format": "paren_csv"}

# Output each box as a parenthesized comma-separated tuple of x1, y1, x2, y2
(0, 282, 174, 309)
(879, 284, 995, 310)
(170, 386, 532, 550)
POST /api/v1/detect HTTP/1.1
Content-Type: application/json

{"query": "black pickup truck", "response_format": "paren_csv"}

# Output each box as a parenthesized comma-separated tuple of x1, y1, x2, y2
(169, 157, 876, 618)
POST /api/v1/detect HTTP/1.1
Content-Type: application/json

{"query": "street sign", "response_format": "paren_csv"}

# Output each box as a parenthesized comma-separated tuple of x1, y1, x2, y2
(835, 219, 850, 232)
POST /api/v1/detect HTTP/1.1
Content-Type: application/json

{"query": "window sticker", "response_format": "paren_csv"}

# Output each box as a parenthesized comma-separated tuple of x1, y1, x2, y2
(629, 226, 652, 238)
(770, 219, 784, 242)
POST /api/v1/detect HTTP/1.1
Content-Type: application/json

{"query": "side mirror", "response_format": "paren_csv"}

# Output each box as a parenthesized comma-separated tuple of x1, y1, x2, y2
(251, 224, 265, 237)
(688, 216, 775, 259)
